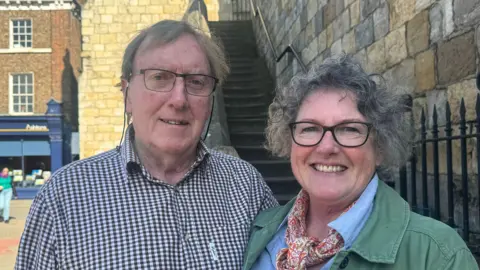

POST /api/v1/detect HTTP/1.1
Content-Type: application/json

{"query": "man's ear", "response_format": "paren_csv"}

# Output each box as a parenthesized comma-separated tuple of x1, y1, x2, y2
(121, 79, 132, 114)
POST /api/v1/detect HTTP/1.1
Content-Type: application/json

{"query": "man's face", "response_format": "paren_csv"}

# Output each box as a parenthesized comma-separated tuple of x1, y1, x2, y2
(125, 34, 212, 156)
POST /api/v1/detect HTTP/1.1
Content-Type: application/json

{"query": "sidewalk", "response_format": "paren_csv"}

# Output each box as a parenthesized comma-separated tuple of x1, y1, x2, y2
(0, 200, 32, 270)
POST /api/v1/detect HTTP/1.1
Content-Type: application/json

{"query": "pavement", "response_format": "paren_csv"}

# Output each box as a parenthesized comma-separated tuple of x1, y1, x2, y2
(0, 200, 32, 270)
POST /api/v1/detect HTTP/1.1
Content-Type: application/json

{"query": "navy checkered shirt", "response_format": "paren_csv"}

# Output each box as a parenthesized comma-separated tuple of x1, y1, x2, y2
(15, 126, 278, 269)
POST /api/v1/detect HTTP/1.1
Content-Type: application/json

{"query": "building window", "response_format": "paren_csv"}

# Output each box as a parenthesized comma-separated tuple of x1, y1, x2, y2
(10, 73, 34, 114)
(11, 19, 32, 48)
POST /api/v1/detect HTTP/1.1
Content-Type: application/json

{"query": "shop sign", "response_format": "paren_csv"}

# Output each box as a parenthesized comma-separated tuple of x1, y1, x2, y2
(26, 124, 49, 131)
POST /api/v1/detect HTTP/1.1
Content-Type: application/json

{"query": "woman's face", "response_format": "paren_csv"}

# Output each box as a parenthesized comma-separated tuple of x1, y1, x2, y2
(290, 89, 380, 207)
(2, 168, 8, 176)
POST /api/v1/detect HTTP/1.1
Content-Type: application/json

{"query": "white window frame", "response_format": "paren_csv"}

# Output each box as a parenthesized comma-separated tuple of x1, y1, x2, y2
(9, 73, 35, 115)
(10, 18, 33, 49)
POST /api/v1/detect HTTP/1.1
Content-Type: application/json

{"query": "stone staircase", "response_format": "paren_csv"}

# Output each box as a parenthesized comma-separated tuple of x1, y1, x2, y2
(208, 21, 301, 204)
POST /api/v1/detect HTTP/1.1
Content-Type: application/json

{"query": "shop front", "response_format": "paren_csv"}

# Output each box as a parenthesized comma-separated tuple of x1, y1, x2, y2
(0, 99, 71, 198)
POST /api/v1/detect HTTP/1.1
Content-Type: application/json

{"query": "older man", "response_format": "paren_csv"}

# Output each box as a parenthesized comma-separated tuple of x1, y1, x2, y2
(15, 20, 277, 269)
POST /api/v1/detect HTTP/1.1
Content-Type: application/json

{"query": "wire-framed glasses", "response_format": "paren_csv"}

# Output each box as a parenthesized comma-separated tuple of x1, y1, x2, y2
(135, 69, 219, 97)
(289, 121, 373, 148)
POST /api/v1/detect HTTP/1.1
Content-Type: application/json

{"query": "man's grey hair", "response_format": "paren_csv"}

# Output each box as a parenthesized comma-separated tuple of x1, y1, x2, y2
(266, 54, 413, 175)
(121, 20, 229, 85)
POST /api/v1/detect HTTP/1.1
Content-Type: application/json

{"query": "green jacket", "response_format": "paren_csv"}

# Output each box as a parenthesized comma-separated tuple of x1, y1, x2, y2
(243, 181, 479, 270)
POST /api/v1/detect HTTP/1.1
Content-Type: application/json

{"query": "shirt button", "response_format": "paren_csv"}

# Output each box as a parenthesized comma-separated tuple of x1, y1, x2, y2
(339, 256, 349, 269)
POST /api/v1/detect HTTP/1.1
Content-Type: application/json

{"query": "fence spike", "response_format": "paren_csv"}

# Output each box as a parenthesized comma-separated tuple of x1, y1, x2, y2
(460, 98, 466, 116)
(446, 101, 451, 120)
(433, 105, 438, 125)
(421, 107, 425, 122)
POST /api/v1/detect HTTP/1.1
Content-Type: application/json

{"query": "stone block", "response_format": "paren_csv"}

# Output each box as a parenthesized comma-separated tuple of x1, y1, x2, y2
(300, 6, 308, 30)
(361, 0, 380, 19)
(101, 14, 113, 23)
(326, 24, 334, 47)
(345, 0, 355, 7)
(366, 39, 386, 73)
(342, 30, 356, 54)
(324, 0, 338, 26)
(350, 0, 360, 27)
(333, 10, 350, 41)
(415, 49, 436, 93)
(314, 8, 324, 35)
(383, 58, 416, 95)
(453, 0, 480, 28)
(412, 97, 426, 129)
(355, 15, 374, 50)
(407, 10, 429, 56)
(437, 31, 476, 85)
(331, 38, 343, 56)
(385, 25, 407, 68)
(306, 20, 315, 45)
(317, 30, 327, 53)
(447, 79, 478, 123)
(416, 0, 435, 11)
(354, 48, 367, 69)
(373, 2, 389, 40)
(302, 38, 318, 65)
(429, 3, 443, 44)
(426, 89, 447, 127)
(388, 0, 416, 30)
(83, 27, 94, 35)
(307, 0, 318, 22)
(443, 0, 454, 37)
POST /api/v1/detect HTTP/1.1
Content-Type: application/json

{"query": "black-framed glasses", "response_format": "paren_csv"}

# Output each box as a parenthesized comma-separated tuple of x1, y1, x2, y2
(288, 121, 373, 148)
(134, 69, 219, 97)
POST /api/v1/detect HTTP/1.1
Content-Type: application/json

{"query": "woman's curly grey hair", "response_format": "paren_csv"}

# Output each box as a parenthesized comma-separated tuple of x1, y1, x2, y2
(266, 54, 413, 174)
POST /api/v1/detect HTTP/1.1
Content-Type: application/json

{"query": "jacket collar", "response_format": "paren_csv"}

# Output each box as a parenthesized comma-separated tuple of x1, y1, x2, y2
(348, 181, 410, 264)
(243, 180, 410, 269)
(243, 199, 295, 269)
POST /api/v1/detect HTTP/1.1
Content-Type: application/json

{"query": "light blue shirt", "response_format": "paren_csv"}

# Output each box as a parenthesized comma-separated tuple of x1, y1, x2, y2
(251, 175, 379, 270)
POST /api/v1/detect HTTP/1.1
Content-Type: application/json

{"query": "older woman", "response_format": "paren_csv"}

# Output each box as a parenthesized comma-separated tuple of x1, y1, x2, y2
(243, 55, 478, 270)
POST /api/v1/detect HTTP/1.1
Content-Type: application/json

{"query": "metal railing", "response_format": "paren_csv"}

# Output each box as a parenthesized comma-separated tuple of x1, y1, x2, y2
(397, 92, 480, 253)
(247, 0, 306, 72)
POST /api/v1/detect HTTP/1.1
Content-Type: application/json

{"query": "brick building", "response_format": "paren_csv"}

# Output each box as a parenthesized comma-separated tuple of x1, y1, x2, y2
(0, 0, 82, 185)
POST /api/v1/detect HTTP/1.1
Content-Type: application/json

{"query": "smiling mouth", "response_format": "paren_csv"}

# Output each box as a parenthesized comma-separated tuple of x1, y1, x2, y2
(312, 164, 347, 172)
(160, 119, 188, 126)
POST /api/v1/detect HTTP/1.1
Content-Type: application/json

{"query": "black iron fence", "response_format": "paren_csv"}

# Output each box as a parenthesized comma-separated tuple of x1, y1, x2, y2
(232, 0, 251, 20)
(398, 94, 480, 253)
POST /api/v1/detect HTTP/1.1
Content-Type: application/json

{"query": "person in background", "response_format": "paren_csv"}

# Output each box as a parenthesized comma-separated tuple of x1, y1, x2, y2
(243, 55, 478, 270)
(0, 167, 16, 223)
(16, 20, 277, 269)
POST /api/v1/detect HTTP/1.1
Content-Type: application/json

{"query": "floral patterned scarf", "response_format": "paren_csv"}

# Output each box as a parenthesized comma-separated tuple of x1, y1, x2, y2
(276, 189, 354, 270)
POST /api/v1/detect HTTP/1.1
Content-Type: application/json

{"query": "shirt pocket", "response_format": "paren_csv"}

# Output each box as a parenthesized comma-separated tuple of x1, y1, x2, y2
(190, 223, 250, 270)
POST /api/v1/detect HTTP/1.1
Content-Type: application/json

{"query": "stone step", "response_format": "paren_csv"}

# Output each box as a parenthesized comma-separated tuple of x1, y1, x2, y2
(227, 111, 268, 120)
(264, 176, 301, 201)
(228, 117, 267, 133)
(230, 131, 266, 146)
(249, 160, 294, 178)
(223, 86, 265, 95)
(225, 102, 268, 117)
(235, 145, 279, 160)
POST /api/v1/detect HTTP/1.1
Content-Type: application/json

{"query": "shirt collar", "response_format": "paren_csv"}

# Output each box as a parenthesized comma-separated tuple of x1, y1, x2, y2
(118, 125, 210, 182)
(328, 174, 378, 248)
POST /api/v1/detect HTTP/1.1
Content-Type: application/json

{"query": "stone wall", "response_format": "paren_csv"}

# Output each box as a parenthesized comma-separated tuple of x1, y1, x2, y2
(79, 0, 222, 158)
(252, 0, 480, 233)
